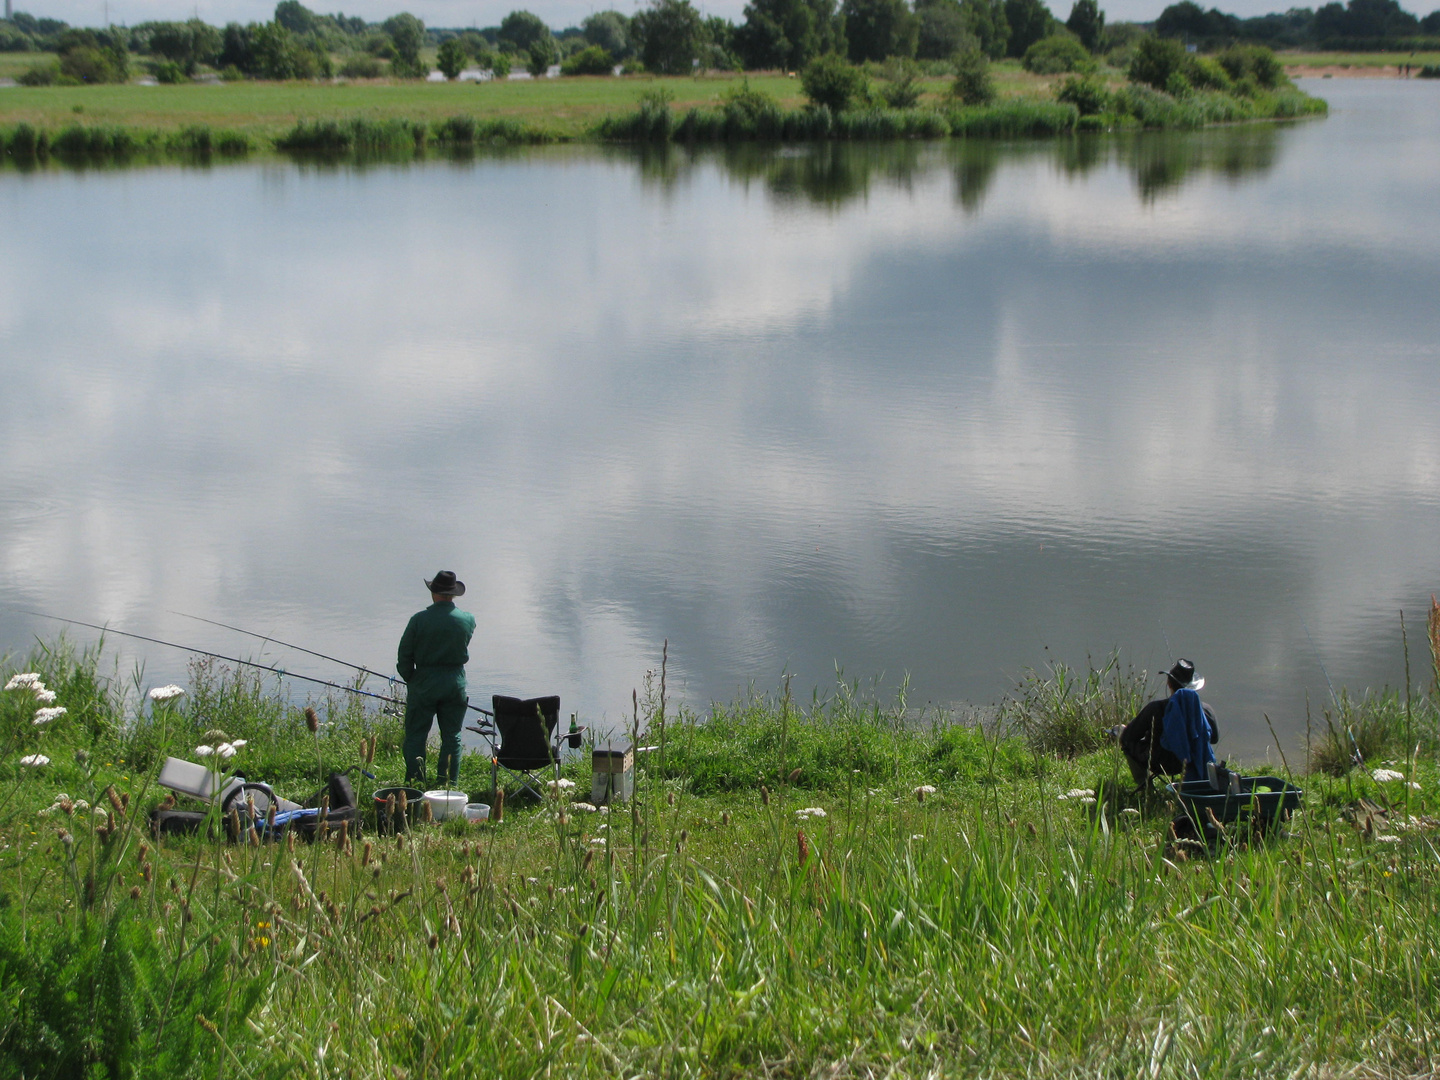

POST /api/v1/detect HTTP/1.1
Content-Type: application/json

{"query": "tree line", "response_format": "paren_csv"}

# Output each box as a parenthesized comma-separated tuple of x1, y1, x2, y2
(3, 0, 1436, 88)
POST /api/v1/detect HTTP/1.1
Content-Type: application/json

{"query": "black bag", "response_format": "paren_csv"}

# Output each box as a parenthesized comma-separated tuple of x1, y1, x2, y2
(149, 808, 210, 837)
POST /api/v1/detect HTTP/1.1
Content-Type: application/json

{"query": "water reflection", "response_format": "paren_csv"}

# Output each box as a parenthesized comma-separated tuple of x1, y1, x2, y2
(0, 81, 1435, 758)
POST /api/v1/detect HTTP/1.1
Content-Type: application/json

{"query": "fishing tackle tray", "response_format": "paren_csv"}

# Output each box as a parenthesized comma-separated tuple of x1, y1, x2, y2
(1174, 775, 1302, 828)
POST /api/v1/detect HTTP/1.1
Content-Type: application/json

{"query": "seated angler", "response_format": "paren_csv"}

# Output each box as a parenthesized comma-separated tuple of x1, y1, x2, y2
(1117, 658, 1219, 787)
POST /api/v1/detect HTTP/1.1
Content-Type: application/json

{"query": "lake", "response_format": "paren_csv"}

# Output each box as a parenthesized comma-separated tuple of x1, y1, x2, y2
(2, 78, 1438, 758)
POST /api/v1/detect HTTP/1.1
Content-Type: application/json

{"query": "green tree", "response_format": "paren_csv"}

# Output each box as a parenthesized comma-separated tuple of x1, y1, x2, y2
(951, 42, 994, 100)
(498, 10, 551, 52)
(436, 37, 468, 78)
(526, 35, 559, 74)
(383, 12, 426, 77)
(1064, 0, 1103, 50)
(960, 0, 1009, 57)
(915, 0, 976, 58)
(1126, 32, 1185, 88)
(582, 11, 632, 58)
(1055, 70, 1109, 112)
(878, 55, 923, 103)
(56, 27, 129, 82)
(843, 0, 918, 61)
(274, 0, 317, 34)
(633, 0, 705, 74)
(800, 50, 868, 109)
(734, 0, 845, 71)
(146, 19, 222, 75)
(1003, 0, 1053, 56)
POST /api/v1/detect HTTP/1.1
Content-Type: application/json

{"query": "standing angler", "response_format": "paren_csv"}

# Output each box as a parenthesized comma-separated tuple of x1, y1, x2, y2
(397, 571, 476, 787)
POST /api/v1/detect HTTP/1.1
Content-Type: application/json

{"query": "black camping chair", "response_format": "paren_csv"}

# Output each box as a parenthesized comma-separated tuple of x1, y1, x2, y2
(468, 695, 572, 801)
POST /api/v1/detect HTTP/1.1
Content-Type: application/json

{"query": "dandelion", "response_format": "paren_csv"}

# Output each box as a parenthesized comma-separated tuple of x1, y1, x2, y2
(19, 754, 49, 766)
(34, 689, 57, 704)
(1372, 769, 1406, 783)
(149, 685, 185, 702)
(33, 707, 67, 725)
(4, 673, 41, 691)
(795, 807, 827, 819)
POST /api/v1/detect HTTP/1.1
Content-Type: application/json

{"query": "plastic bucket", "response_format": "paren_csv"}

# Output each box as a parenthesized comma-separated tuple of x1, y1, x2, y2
(423, 789, 468, 822)
(373, 786, 425, 834)
(464, 802, 491, 822)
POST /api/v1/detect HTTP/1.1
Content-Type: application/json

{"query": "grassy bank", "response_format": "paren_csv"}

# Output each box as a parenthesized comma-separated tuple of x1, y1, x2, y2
(0, 67, 1327, 165)
(2, 637, 1439, 1077)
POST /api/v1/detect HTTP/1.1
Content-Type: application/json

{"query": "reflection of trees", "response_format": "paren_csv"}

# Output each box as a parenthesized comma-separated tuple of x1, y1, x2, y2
(599, 123, 1288, 208)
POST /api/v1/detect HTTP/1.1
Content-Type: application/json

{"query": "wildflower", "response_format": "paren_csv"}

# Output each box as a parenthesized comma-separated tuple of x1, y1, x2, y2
(148, 685, 185, 702)
(4, 673, 41, 691)
(547, 778, 576, 792)
(304, 706, 319, 733)
(1080, 797, 1098, 805)
(910, 834, 925, 840)
(571, 801, 599, 813)
(913, 785, 937, 803)
(1120, 807, 1141, 816)
(795, 807, 827, 819)
(1372, 769, 1406, 783)
(195, 745, 215, 757)
(1375, 834, 1402, 843)
(1408, 782, 1422, 791)
(19, 754, 49, 766)
(34, 689, 57, 704)
(1058, 789, 1094, 801)
(33, 707, 67, 725)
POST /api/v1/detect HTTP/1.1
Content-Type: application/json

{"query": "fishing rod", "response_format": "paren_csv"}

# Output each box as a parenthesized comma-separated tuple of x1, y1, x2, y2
(168, 609, 394, 685)
(24, 611, 406, 709)
(165, 609, 494, 718)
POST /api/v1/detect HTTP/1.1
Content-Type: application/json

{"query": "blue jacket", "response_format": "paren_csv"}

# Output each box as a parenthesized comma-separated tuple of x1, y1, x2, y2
(1160, 688, 1214, 782)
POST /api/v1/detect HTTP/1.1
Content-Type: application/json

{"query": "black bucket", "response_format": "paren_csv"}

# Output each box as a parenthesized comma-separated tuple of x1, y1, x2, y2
(373, 786, 425, 834)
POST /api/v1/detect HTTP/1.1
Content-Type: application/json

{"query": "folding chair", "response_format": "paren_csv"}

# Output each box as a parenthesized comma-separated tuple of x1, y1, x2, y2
(472, 695, 562, 801)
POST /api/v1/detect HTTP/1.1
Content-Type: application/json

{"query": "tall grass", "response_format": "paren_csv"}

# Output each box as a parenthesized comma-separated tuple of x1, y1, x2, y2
(3, 638, 1439, 1077)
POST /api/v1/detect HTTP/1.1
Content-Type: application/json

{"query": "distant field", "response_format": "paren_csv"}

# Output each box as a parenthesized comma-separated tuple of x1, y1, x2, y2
(0, 63, 1071, 140)
(1282, 49, 1440, 68)
(0, 51, 55, 79)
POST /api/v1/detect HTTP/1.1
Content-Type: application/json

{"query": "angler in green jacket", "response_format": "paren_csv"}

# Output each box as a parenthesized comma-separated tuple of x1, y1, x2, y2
(397, 571, 476, 786)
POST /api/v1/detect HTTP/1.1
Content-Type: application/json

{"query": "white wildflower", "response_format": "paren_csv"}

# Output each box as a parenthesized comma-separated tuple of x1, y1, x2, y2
(1120, 807, 1141, 816)
(910, 834, 925, 840)
(33, 707, 67, 725)
(195, 745, 215, 757)
(1371, 768, 1406, 783)
(1408, 782, 1422, 791)
(571, 801, 599, 813)
(149, 685, 185, 702)
(1080, 797, 1098, 805)
(1058, 788, 1094, 801)
(19, 754, 50, 766)
(547, 778, 576, 793)
(1375, 834, 1402, 843)
(5, 673, 42, 691)
(589, 836, 607, 846)
(795, 807, 827, 819)
(216, 743, 239, 759)
(34, 689, 57, 704)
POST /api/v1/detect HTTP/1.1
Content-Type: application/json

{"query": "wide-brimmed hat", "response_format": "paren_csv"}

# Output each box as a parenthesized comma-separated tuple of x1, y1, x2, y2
(1165, 658, 1204, 692)
(425, 571, 465, 597)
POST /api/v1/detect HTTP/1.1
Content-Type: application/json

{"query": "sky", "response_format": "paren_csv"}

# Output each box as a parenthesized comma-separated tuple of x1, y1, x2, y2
(17, 0, 1437, 35)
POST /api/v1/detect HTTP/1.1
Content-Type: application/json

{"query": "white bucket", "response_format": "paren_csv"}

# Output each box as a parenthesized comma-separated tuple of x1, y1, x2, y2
(464, 802, 490, 822)
(422, 789, 468, 821)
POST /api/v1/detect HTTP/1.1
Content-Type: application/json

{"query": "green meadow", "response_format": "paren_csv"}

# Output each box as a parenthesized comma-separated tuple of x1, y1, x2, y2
(2, 636, 1439, 1078)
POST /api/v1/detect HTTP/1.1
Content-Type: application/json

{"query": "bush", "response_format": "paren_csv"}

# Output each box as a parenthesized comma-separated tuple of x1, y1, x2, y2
(947, 99, 1076, 134)
(951, 45, 994, 104)
(17, 60, 59, 85)
(1055, 72, 1111, 114)
(275, 116, 430, 152)
(878, 56, 924, 107)
(154, 58, 188, 83)
(801, 52, 869, 113)
(338, 54, 382, 77)
(1186, 55, 1232, 91)
(1127, 33, 1186, 90)
(492, 52, 513, 77)
(1002, 654, 1148, 759)
(1022, 33, 1091, 74)
(1216, 43, 1285, 88)
(560, 43, 614, 75)
(1420, 64, 1440, 78)
(6, 122, 43, 156)
(526, 36, 558, 76)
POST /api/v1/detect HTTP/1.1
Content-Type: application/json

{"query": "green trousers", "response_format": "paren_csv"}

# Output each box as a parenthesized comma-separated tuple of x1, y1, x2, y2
(403, 678, 468, 786)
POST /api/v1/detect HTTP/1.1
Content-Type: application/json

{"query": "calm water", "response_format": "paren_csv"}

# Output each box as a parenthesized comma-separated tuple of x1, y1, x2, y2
(3, 79, 1438, 757)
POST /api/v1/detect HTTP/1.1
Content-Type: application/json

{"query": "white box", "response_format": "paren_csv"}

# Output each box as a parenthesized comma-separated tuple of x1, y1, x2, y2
(157, 756, 220, 800)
